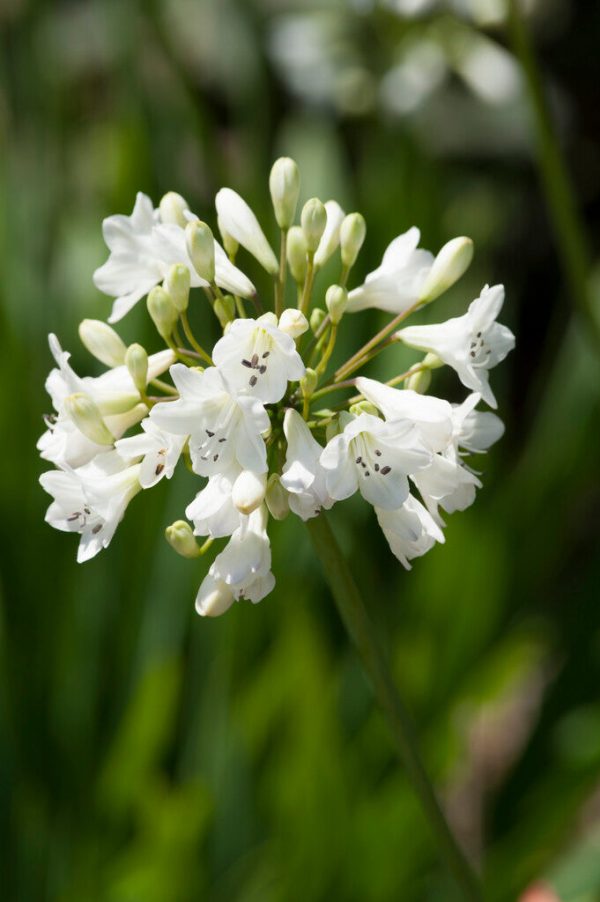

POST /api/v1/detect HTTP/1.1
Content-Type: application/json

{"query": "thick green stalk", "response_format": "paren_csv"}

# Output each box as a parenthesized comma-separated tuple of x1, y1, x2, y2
(507, 0, 600, 347)
(307, 514, 483, 902)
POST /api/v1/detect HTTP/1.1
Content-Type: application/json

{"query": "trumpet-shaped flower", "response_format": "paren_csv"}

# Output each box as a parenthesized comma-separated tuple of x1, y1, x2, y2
(40, 451, 141, 563)
(150, 364, 269, 476)
(212, 313, 305, 402)
(281, 409, 333, 520)
(186, 467, 243, 538)
(355, 376, 453, 451)
(396, 284, 515, 407)
(320, 412, 431, 510)
(376, 495, 445, 569)
(115, 418, 186, 488)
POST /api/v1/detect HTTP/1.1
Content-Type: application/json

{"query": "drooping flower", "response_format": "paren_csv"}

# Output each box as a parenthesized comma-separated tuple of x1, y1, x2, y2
(211, 313, 305, 403)
(185, 467, 244, 539)
(115, 418, 186, 488)
(281, 409, 333, 520)
(376, 495, 445, 569)
(396, 284, 515, 407)
(320, 412, 431, 509)
(150, 364, 269, 476)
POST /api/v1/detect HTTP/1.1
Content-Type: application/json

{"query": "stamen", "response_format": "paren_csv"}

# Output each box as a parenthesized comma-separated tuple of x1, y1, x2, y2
(262, 351, 270, 358)
(251, 353, 259, 367)
(92, 524, 102, 534)
(249, 375, 258, 387)
(381, 466, 391, 475)
(155, 463, 165, 475)
(241, 359, 252, 368)
(206, 429, 214, 437)
(375, 449, 382, 457)
(355, 456, 362, 464)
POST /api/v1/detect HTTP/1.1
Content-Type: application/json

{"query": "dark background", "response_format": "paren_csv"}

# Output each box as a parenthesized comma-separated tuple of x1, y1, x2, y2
(1, 1, 600, 900)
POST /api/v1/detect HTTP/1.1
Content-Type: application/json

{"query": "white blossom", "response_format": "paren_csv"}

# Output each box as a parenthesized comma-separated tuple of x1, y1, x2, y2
(396, 284, 515, 407)
(215, 188, 278, 274)
(115, 418, 186, 488)
(314, 200, 345, 269)
(376, 495, 445, 569)
(355, 376, 453, 452)
(186, 468, 243, 539)
(281, 409, 333, 520)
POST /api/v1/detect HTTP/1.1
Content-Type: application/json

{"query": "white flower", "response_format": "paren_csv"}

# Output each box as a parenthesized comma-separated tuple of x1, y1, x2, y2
(346, 227, 434, 314)
(212, 314, 305, 403)
(38, 334, 173, 469)
(40, 451, 141, 563)
(281, 409, 333, 520)
(115, 418, 186, 488)
(314, 200, 345, 269)
(215, 188, 278, 274)
(195, 506, 275, 615)
(355, 376, 453, 452)
(185, 468, 242, 539)
(93, 193, 255, 323)
(396, 284, 515, 408)
(320, 412, 431, 510)
(376, 495, 445, 569)
(150, 364, 269, 476)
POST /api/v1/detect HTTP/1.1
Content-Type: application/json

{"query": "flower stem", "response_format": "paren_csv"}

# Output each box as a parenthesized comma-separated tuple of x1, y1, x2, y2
(180, 312, 213, 365)
(334, 299, 422, 382)
(299, 254, 316, 317)
(306, 513, 483, 902)
(275, 229, 288, 318)
(506, 0, 600, 347)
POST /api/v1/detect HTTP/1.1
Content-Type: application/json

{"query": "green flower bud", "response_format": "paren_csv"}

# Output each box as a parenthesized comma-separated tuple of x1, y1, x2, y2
(147, 286, 178, 341)
(269, 157, 300, 230)
(159, 191, 189, 228)
(301, 197, 327, 253)
(186, 220, 215, 284)
(165, 263, 191, 313)
(64, 392, 114, 445)
(265, 474, 289, 521)
(286, 226, 308, 283)
(349, 400, 379, 418)
(325, 284, 348, 325)
(405, 368, 432, 394)
(165, 520, 200, 558)
(340, 213, 367, 268)
(310, 308, 327, 334)
(300, 368, 318, 398)
(78, 319, 127, 368)
(420, 237, 473, 303)
(125, 343, 148, 396)
(214, 295, 236, 329)
(423, 352, 444, 369)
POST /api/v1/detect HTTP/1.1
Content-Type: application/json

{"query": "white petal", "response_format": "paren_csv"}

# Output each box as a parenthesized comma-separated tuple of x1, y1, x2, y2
(215, 188, 278, 274)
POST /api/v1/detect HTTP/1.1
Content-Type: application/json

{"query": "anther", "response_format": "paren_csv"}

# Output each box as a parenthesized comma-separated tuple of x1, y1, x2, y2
(242, 359, 252, 368)
(206, 429, 215, 437)
(251, 353, 259, 367)
(249, 375, 258, 387)
(381, 466, 391, 475)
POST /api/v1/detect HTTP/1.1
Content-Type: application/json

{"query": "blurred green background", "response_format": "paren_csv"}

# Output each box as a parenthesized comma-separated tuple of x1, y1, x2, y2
(1, 1, 600, 900)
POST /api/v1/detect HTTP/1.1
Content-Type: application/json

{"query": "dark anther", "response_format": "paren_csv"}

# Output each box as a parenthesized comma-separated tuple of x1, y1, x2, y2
(374, 463, 380, 472)
(213, 454, 219, 462)
(364, 471, 370, 477)
(92, 524, 102, 534)
(476, 331, 482, 337)
(155, 463, 165, 475)
(381, 466, 391, 475)
(242, 359, 252, 368)
(262, 351, 270, 358)
(259, 365, 267, 374)
(375, 449, 382, 456)
(67, 513, 80, 522)
(206, 429, 215, 437)
(249, 375, 258, 387)
(470, 351, 476, 357)
(218, 437, 227, 443)
(251, 353, 259, 367)
(355, 456, 362, 464)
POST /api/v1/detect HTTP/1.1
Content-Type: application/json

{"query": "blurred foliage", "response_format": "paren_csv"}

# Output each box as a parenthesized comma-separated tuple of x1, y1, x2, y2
(1, 0, 600, 900)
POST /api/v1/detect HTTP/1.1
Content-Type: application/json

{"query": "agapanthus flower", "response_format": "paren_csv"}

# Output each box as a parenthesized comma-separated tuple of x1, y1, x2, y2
(39, 157, 514, 616)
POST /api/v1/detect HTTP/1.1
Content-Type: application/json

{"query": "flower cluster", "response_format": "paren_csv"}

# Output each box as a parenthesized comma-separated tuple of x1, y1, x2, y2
(39, 158, 514, 616)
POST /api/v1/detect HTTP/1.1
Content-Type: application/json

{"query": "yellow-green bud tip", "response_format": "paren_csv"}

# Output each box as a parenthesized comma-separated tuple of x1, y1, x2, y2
(186, 220, 215, 284)
(64, 392, 114, 445)
(159, 192, 189, 228)
(165, 520, 200, 558)
(125, 343, 148, 395)
(165, 263, 191, 313)
(147, 286, 178, 341)
(340, 212, 366, 269)
(325, 284, 348, 325)
(301, 198, 327, 253)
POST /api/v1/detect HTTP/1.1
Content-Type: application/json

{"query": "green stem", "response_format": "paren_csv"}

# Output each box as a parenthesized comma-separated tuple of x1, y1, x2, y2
(299, 254, 315, 317)
(275, 230, 288, 318)
(306, 514, 483, 902)
(180, 313, 213, 365)
(334, 299, 422, 382)
(507, 0, 600, 347)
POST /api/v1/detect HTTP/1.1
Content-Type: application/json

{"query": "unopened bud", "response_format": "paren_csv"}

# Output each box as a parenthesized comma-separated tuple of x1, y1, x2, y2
(405, 368, 431, 394)
(423, 352, 444, 369)
(420, 237, 473, 303)
(340, 212, 366, 269)
(125, 343, 148, 395)
(301, 198, 327, 253)
(325, 284, 348, 325)
(310, 308, 327, 334)
(217, 215, 238, 258)
(279, 308, 308, 339)
(287, 226, 308, 283)
(165, 263, 190, 313)
(349, 400, 379, 418)
(186, 220, 215, 283)
(325, 416, 342, 442)
(265, 473, 290, 521)
(314, 200, 345, 269)
(214, 294, 236, 329)
(79, 319, 127, 368)
(64, 392, 114, 445)
(159, 191, 189, 228)
(300, 368, 318, 398)
(147, 286, 178, 341)
(269, 157, 300, 230)
(165, 520, 200, 558)
(195, 574, 234, 617)
(232, 470, 267, 515)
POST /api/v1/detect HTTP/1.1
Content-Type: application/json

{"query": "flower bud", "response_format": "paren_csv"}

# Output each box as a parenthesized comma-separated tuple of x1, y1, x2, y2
(78, 319, 127, 368)
(349, 400, 380, 418)
(420, 237, 473, 303)
(405, 368, 431, 394)
(314, 200, 345, 269)
(232, 470, 267, 515)
(265, 473, 290, 521)
(300, 368, 318, 398)
(196, 574, 234, 617)
(147, 286, 178, 341)
(186, 220, 215, 284)
(216, 188, 278, 275)
(269, 157, 300, 230)
(125, 343, 148, 396)
(286, 226, 308, 283)
(159, 191, 189, 228)
(165, 520, 200, 558)
(165, 263, 191, 313)
(217, 214, 239, 258)
(278, 308, 308, 339)
(310, 308, 327, 334)
(325, 416, 342, 442)
(340, 212, 366, 268)
(325, 284, 348, 325)
(301, 198, 327, 253)
(214, 294, 236, 329)
(64, 392, 114, 445)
